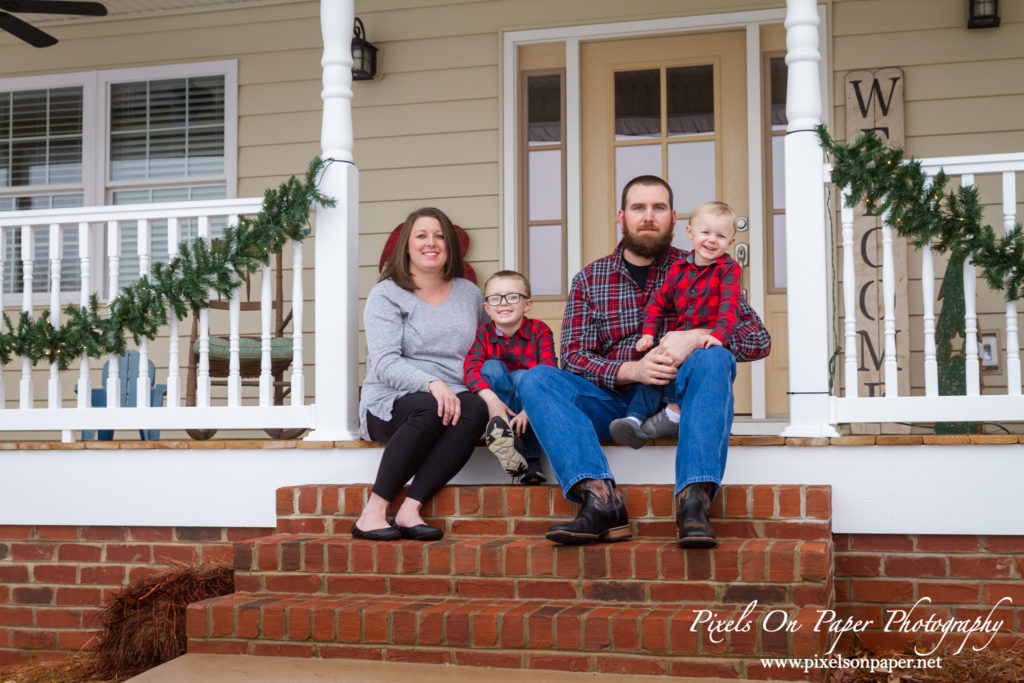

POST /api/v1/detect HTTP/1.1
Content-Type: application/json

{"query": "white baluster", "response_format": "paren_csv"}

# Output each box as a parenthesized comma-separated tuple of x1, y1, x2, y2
(166, 217, 181, 407)
(259, 261, 272, 407)
(1003, 171, 1021, 395)
(48, 224, 62, 410)
(921, 243, 938, 396)
(841, 195, 858, 397)
(136, 218, 151, 408)
(961, 174, 980, 396)
(20, 225, 34, 409)
(106, 221, 122, 409)
(228, 214, 242, 407)
(77, 222, 91, 409)
(881, 211, 898, 396)
(291, 240, 304, 405)
(0, 229, 6, 409)
(197, 215, 211, 407)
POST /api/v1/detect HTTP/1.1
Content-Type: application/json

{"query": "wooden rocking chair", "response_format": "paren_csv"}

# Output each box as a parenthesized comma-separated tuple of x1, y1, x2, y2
(185, 251, 304, 439)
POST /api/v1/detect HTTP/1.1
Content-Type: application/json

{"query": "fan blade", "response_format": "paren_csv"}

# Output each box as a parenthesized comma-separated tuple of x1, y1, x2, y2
(0, 11, 57, 47)
(1, 1, 107, 16)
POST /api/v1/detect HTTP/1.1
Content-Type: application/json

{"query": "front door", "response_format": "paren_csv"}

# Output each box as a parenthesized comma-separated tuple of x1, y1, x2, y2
(580, 30, 756, 413)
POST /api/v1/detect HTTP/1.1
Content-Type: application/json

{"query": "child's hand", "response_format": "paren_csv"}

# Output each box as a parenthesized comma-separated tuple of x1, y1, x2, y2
(636, 334, 655, 352)
(698, 334, 723, 349)
(477, 388, 515, 420)
(509, 410, 530, 436)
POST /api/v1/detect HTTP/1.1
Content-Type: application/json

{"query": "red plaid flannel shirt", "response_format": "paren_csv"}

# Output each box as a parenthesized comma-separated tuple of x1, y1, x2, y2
(463, 317, 557, 392)
(561, 243, 770, 389)
(642, 252, 742, 345)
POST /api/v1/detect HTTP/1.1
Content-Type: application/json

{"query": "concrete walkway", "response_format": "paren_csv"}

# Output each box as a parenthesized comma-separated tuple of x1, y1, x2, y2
(129, 653, 738, 681)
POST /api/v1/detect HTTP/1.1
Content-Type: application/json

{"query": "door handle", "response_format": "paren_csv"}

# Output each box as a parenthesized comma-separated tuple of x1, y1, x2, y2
(734, 243, 749, 268)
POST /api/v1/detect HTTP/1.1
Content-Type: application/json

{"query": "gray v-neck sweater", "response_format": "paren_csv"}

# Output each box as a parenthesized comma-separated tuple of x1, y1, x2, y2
(358, 277, 485, 439)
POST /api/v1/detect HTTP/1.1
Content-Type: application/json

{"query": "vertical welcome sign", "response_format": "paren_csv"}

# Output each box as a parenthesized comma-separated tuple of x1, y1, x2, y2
(844, 68, 911, 418)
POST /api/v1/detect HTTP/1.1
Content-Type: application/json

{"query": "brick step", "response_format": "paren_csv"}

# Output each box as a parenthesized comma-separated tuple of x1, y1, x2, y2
(186, 592, 827, 681)
(275, 484, 832, 541)
(233, 534, 832, 605)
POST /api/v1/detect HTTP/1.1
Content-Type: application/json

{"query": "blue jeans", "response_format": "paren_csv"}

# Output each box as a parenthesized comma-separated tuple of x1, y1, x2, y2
(480, 359, 544, 461)
(625, 382, 677, 422)
(518, 346, 736, 503)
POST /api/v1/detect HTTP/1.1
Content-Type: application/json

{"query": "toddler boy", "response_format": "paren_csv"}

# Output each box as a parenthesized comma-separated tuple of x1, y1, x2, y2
(611, 200, 742, 448)
(464, 270, 557, 483)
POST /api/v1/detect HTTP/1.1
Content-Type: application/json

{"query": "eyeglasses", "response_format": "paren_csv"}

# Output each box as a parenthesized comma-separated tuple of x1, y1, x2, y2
(484, 292, 527, 306)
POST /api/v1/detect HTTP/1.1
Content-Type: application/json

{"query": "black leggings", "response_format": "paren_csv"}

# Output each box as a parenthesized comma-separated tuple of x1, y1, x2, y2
(366, 391, 487, 503)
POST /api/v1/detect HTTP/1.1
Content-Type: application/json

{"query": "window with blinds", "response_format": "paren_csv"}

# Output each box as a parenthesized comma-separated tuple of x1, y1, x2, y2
(0, 62, 236, 302)
(110, 75, 225, 183)
(0, 86, 84, 294)
(109, 75, 227, 288)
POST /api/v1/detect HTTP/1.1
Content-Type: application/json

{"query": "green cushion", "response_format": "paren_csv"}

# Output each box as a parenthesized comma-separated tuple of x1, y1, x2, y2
(193, 335, 293, 361)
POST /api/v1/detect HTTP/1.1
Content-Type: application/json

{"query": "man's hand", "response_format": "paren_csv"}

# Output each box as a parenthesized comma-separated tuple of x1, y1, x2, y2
(658, 328, 709, 365)
(697, 333, 723, 349)
(509, 409, 530, 436)
(616, 349, 678, 386)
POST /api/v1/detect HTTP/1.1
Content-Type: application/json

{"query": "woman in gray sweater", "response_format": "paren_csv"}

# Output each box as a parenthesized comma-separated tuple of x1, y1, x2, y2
(355, 207, 488, 541)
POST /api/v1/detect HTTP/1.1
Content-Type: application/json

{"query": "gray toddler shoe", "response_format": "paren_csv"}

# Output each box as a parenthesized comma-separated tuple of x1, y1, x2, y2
(640, 409, 679, 439)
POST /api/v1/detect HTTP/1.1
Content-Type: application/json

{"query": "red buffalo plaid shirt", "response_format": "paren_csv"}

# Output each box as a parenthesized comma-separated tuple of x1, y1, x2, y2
(562, 243, 770, 390)
(463, 317, 557, 392)
(642, 252, 742, 345)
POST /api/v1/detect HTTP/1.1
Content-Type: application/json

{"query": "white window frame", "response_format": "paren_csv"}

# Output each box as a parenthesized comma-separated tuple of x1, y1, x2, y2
(98, 60, 238, 204)
(0, 60, 238, 306)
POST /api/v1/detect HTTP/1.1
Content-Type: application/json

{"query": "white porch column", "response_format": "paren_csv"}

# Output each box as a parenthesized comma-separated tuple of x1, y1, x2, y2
(780, 0, 839, 437)
(307, 0, 360, 440)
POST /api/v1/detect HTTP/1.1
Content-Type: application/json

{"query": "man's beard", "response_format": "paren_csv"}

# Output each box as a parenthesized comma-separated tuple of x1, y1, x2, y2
(622, 223, 674, 259)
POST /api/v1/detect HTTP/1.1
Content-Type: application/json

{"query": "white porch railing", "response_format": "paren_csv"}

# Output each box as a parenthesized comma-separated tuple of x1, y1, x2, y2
(832, 152, 1024, 424)
(0, 198, 314, 438)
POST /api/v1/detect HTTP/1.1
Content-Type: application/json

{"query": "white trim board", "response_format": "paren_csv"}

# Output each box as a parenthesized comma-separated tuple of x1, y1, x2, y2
(2, 444, 1020, 535)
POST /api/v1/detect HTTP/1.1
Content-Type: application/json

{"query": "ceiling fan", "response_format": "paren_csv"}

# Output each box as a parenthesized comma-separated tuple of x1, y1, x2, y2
(0, 0, 108, 48)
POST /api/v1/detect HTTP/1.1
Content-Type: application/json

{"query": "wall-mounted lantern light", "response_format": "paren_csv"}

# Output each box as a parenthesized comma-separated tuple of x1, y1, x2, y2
(967, 0, 1000, 29)
(352, 17, 378, 80)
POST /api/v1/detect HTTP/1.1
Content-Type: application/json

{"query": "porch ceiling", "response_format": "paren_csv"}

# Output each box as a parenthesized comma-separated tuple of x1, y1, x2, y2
(16, 0, 282, 24)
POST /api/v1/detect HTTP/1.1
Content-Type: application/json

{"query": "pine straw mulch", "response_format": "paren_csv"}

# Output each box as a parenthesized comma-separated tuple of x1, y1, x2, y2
(830, 644, 1024, 683)
(0, 563, 234, 683)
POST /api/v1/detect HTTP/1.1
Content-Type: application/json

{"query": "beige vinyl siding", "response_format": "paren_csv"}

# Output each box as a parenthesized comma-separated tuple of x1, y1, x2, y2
(830, 0, 1024, 404)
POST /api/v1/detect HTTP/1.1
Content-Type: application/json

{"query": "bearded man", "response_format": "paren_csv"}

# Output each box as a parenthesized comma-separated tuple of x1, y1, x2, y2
(517, 175, 771, 549)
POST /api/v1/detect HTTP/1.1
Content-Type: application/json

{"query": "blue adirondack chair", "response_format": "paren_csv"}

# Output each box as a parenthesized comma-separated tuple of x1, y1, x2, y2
(80, 351, 167, 441)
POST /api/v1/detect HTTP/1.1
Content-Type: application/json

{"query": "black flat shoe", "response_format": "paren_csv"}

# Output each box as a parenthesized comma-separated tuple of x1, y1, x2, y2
(395, 523, 443, 541)
(351, 523, 401, 541)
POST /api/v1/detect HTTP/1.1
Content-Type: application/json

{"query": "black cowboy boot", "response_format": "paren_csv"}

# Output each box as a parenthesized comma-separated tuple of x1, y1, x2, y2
(546, 479, 631, 545)
(676, 483, 718, 548)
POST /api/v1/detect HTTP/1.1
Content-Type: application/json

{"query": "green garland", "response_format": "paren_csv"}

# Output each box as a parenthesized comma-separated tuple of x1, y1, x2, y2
(817, 125, 1024, 301)
(819, 127, 1023, 428)
(0, 157, 334, 370)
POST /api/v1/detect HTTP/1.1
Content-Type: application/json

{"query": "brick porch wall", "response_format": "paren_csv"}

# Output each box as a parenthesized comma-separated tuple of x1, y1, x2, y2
(0, 524, 272, 666)
(833, 534, 1024, 654)
(2, 526, 1023, 666)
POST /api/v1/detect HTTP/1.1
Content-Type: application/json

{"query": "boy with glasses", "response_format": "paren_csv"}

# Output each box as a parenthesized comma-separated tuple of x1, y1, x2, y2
(464, 270, 556, 484)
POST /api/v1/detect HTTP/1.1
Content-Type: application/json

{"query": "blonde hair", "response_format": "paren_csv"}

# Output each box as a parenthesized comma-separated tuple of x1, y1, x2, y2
(689, 201, 737, 232)
(484, 270, 531, 298)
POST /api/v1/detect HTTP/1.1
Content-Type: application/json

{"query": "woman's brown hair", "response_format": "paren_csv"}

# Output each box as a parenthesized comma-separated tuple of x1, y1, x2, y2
(379, 207, 465, 291)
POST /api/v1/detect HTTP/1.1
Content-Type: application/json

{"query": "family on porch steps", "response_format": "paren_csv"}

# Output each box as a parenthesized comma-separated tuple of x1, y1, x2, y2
(355, 176, 771, 547)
